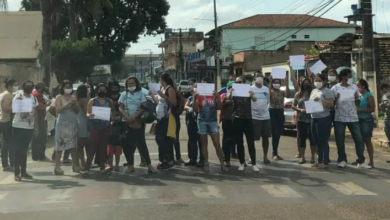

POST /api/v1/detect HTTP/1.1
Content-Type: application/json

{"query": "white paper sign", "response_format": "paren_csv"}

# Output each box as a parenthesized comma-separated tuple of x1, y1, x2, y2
(289, 55, 305, 67)
(12, 98, 33, 113)
(304, 100, 324, 113)
(232, 83, 250, 97)
(197, 83, 214, 96)
(148, 83, 160, 95)
(92, 106, 111, 121)
(271, 68, 286, 79)
(310, 60, 327, 74)
(338, 90, 355, 101)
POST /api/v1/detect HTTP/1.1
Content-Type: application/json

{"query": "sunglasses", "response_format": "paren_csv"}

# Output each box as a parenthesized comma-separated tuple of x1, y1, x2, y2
(235, 81, 243, 84)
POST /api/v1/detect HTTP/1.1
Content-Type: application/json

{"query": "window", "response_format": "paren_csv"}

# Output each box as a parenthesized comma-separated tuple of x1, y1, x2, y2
(291, 35, 297, 39)
(304, 35, 310, 39)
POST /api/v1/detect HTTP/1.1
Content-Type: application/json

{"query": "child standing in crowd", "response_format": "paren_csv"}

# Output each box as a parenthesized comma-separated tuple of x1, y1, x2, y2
(379, 83, 390, 163)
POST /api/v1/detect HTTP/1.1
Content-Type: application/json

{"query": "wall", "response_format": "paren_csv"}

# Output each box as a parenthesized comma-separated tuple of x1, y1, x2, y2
(221, 27, 356, 56)
(375, 38, 390, 83)
(244, 51, 291, 71)
(319, 53, 351, 70)
(0, 60, 41, 91)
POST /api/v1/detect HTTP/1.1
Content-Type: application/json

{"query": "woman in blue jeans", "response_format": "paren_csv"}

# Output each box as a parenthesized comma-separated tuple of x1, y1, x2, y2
(310, 74, 334, 169)
(356, 79, 375, 167)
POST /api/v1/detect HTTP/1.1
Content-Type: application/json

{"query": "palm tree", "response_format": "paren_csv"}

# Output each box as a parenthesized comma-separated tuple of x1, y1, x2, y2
(0, 0, 7, 11)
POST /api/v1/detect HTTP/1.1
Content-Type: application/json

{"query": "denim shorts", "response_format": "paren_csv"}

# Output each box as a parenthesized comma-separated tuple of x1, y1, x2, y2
(359, 117, 374, 138)
(197, 120, 219, 135)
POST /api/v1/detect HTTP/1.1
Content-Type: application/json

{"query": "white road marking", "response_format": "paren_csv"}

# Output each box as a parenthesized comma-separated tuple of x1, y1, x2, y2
(119, 186, 149, 200)
(0, 192, 8, 201)
(192, 185, 224, 198)
(385, 180, 390, 185)
(0, 174, 21, 185)
(327, 182, 377, 196)
(261, 185, 303, 198)
(41, 188, 75, 204)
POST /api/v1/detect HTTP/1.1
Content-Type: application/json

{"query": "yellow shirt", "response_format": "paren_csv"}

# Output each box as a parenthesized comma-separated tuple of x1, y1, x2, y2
(0, 91, 13, 122)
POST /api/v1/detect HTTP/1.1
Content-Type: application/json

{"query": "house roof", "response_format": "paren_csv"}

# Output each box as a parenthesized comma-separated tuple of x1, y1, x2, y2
(0, 12, 42, 59)
(206, 14, 354, 35)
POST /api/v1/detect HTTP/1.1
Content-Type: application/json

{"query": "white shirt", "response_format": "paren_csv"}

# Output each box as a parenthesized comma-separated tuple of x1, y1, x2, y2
(331, 84, 359, 122)
(12, 94, 38, 129)
(251, 85, 270, 120)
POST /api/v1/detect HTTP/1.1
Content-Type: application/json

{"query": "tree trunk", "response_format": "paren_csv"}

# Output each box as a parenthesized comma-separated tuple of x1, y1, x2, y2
(68, 1, 77, 42)
(40, 0, 53, 87)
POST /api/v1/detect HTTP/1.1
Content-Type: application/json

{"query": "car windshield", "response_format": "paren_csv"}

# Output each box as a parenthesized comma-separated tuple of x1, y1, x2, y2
(180, 81, 188, 85)
(89, 74, 111, 84)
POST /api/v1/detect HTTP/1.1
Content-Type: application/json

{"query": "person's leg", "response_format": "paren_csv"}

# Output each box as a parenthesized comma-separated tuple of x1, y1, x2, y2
(186, 119, 198, 164)
(155, 118, 171, 164)
(307, 122, 316, 163)
(13, 128, 23, 179)
(134, 128, 155, 172)
(198, 120, 209, 171)
(261, 119, 272, 163)
(233, 118, 246, 167)
(31, 126, 39, 161)
(311, 119, 322, 166)
(334, 121, 347, 164)
(174, 116, 182, 162)
(77, 137, 87, 168)
(114, 146, 121, 171)
(243, 119, 257, 168)
(360, 118, 374, 167)
(316, 116, 331, 167)
(38, 119, 47, 160)
(98, 128, 110, 171)
(20, 129, 34, 178)
(125, 128, 140, 172)
(84, 130, 99, 172)
(221, 119, 231, 163)
(1, 122, 13, 169)
(347, 122, 366, 165)
(297, 121, 308, 163)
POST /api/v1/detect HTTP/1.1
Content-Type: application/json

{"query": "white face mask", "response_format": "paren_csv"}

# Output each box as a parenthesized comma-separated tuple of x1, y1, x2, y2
(347, 78, 353, 84)
(314, 82, 323, 89)
(255, 77, 263, 85)
(193, 88, 197, 93)
(64, 89, 73, 94)
(328, 76, 336, 82)
(128, 86, 136, 91)
(273, 84, 281, 89)
(12, 86, 19, 92)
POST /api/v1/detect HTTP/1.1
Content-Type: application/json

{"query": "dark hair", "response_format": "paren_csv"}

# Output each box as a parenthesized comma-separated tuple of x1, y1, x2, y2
(358, 79, 370, 92)
(298, 78, 313, 95)
(107, 78, 120, 96)
(125, 77, 141, 92)
(76, 84, 88, 100)
(161, 73, 175, 87)
(202, 77, 212, 83)
(316, 74, 328, 82)
(35, 81, 45, 91)
(237, 76, 246, 83)
(338, 68, 351, 81)
(263, 77, 270, 85)
(380, 83, 390, 90)
(328, 69, 337, 75)
(4, 78, 16, 89)
(22, 80, 34, 88)
(188, 78, 196, 84)
(86, 82, 95, 97)
(96, 83, 108, 94)
(271, 79, 281, 84)
(60, 80, 72, 95)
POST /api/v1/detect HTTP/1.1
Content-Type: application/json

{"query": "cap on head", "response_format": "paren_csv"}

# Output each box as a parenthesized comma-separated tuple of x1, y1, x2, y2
(227, 81, 234, 88)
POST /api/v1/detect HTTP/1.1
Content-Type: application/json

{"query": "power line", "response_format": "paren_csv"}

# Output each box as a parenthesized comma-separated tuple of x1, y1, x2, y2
(382, 0, 389, 32)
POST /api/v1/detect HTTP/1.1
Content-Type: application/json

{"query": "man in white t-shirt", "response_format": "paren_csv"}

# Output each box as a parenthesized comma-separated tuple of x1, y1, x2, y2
(251, 76, 271, 163)
(331, 69, 371, 169)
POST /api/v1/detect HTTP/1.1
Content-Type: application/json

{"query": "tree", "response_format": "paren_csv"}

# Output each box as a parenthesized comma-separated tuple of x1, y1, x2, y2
(0, 0, 7, 11)
(303, 45, 320, 56)
(39, 38, 102, 83)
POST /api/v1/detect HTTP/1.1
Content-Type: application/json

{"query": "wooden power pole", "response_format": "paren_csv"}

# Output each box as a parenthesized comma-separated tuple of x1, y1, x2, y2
(213, 0, 221, 91)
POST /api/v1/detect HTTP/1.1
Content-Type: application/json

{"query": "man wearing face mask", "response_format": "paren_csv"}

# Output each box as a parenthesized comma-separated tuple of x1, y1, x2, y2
(31, 82, 50, 161)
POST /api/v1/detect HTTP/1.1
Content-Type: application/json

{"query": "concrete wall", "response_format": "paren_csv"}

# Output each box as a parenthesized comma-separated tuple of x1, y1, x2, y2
(375, 38, 390, 84)
(221, 27, 356, 57)
(244, 51, 291, 71)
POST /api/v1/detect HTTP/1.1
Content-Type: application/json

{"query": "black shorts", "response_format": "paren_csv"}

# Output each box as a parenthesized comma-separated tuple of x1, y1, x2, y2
(252, 119, 272, 141)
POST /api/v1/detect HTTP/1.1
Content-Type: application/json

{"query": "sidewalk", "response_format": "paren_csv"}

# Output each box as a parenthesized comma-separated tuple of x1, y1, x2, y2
(343, 120, 389, 150)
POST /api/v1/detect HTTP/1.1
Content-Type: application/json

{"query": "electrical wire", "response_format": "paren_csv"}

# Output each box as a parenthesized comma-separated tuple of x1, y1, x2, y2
(382, 0, 389, 33)
(190, 0, 213, 27)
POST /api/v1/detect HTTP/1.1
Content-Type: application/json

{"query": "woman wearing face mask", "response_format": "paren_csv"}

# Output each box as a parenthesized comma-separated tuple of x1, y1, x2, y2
(310, 74, 334, 169)
(0, 78, 18, 172)
(292, 78, 316, 164)
(269, 75, 290, 160)
(327, 69, 338, 133)
(331, 69, 371, 169)
(12, 81, 39, 181)
(356, 79, 375, 167)
(119, 77, 156, 173)
(83, 84, 115, 176)
(76, 84, 89, 169)
(54, 80, 80, 175)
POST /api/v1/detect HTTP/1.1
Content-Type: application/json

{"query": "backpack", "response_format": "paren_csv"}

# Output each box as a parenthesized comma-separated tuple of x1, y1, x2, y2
(165, 86, 185, 116)
(140, 99, 157, 124)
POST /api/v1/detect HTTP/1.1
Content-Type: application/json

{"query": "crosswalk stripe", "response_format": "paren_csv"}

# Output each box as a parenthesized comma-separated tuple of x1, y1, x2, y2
(192, 185, 224, 198)
(326, 182, 377, 196)
(261, 185, 303, 198)
(0, 174, 21, 185)
(41, 188, 75, 204)
(0, 192, 8, 201)
(119, 186, 149, 200)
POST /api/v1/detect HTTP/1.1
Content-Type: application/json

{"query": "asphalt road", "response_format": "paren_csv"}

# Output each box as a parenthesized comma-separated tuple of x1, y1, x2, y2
(1, 119, 390, 220)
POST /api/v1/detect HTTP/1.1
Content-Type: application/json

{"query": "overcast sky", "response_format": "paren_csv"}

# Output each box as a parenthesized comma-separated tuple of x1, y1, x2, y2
(7, 0, 390, 55)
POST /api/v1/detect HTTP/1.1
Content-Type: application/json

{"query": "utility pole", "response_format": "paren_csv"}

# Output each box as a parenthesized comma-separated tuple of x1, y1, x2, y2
(144, 49, 152, 82)
(155, 38, 165, 69)
(174, 28, 187, 81)
(134, 55, 137, 72)
(361, 0, 378, 119)
(213, 0, 221, 91)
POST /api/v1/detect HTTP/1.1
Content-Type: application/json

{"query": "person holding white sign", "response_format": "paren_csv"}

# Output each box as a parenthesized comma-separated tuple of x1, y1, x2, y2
(331, 69, 371, 169)
(227, 76, 259, 172)
(269, 75, 290, 161)
(12, 80, 38, 181)
(309, 74, 334, 169)
(53, 80, 81, 176)
(193, 77, 227, 172)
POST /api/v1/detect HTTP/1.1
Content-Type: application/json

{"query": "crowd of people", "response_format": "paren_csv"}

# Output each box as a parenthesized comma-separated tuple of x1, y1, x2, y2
(1, 61, 390, 182)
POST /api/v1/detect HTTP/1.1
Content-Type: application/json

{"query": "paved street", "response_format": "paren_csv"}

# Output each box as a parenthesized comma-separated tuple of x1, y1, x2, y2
(1, 118, 390, 220)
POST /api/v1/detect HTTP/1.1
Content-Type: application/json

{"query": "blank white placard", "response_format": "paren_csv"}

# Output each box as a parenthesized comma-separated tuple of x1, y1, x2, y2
(271, 68, 286, 79)
(289, 55, 305, 67)
(196, 83, 215, 96)
(92, 106, 111, 121)
(148, 83, 160, 94)
(232, 83, 250, 97)
(304, 100, 324, 113)
(310, 60, 327, 74)
(12, 98, 33, 113)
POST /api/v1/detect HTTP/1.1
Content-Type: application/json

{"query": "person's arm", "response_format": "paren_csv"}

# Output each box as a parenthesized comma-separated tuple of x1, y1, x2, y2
(305, 58, 313, 82)
(288, 60, 299, 91)
(55, 95, 73, 113)
(292, 94, 302, 112)
(1, 95, 12, 113)
(214, 92, 222, 110)
(358, 96, 375, 113)
(249, 90, 257, 102)
(86, 99, 95, 119)
(284, 75, 290, 98)
(109, 99, 116, 120)
(34, 93, 46, 110)
(149, 90, 159, 104)
(34, 98, 39, 136)
(166, 87, 177, 107)
(184, 98, 192, 110)
(193, 94, 199, 113)
(321, 90, 335, 108)
(71, 95, 79, 114)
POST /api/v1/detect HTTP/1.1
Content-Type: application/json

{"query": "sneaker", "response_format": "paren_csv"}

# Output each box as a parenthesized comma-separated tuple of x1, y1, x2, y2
(252, 165, 260, 172)
(338, 161, 347, 168)
(238, 164, 245, 171)
(357, 163, 372, 169)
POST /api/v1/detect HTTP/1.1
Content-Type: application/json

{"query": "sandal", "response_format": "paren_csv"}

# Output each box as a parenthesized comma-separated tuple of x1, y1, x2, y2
(82, 171, 89, 177)
(125, 168, 135, 173)
(148, 166, 157, 174)
(72, 166, 81, 173)
(21, 173, 33, 179)
(54, 167, 64, 175)
(14, 175, 22, 182)
(298, 160, 306, 164)
(263, 159, 271, 164)
(114, 166, 120, 172)
(204, 163, 210, 172)
(220, 164, 228, 172)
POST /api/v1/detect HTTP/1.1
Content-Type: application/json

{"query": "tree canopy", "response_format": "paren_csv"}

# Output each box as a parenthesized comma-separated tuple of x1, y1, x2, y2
(39, 38, 102, 83)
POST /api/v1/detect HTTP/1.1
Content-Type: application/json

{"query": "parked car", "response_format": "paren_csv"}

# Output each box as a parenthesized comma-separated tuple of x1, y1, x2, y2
(177, 80, 190, 93)
(280, 86, 296, 130)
